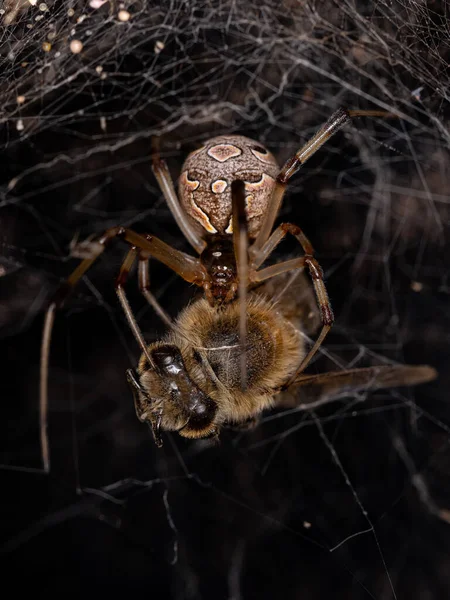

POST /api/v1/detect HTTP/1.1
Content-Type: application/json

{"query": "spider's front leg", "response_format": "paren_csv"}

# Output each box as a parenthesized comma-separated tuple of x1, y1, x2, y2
(40, 226, 206, 472)
(115, 246, 175, 368)
(250, 106, 397, 255)
(151, 138, 205, 254)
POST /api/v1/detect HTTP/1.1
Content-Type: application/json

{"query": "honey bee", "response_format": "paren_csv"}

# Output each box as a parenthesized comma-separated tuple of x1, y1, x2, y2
(127, 272, 436, 446)
(40, 107, 436, 465)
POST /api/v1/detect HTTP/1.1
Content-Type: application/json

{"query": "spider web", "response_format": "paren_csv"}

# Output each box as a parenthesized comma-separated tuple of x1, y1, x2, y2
(1, 1, 449, 597)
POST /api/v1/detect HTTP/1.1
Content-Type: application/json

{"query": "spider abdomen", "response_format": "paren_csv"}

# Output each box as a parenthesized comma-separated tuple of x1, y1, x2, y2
(179, 135, 279, 238)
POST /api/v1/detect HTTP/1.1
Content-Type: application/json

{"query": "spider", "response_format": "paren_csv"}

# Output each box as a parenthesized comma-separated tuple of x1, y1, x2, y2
(40, 107, 400, 468)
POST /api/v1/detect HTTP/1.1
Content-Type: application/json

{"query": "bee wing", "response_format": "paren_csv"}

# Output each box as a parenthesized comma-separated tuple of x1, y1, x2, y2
(280, 364, 437, 408)
(259, 270, 321, 335)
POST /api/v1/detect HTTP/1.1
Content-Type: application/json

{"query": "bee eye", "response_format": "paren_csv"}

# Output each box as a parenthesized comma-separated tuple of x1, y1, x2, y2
(192, 401, 207, 415)
(187, 396, 218, 430)
(152, 345, 184, 375)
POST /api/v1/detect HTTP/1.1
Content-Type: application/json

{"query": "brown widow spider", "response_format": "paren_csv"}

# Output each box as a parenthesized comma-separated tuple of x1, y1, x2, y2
(40, 107, 437, 468)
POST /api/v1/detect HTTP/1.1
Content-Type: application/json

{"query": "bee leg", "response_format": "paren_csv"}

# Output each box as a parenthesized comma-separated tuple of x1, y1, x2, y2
(126, 368, 148, 421)
(126, 369, 164, 448)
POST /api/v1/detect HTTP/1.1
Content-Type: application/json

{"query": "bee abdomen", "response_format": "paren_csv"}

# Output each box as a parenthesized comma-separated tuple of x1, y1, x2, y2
(176, 296, 304, 394)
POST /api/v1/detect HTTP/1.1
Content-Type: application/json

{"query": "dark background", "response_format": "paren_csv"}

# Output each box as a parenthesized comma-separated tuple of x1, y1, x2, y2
(1, 1, 449, 597)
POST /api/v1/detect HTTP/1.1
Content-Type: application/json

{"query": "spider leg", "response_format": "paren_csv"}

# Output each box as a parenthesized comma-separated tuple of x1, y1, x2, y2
(40, 226, 206, 472)
(115, 248, 155, 369)
(152, 137, 205, 254)
(250, 223, 333, 382)
(137, 253, 217, 349)
(251, 107, 396, 254)
(137, 255, 173, 329)
(231, 180, 249, 390)
(251, 222, 315, 269)
(252, 257, 306, 282)
(49, 227, 203, 311)
(40, 306, 55, 474)
(120, 248, 203, 360)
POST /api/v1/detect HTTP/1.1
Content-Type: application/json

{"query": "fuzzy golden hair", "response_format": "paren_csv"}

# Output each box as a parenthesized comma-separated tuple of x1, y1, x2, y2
(166, 294, 304, 424)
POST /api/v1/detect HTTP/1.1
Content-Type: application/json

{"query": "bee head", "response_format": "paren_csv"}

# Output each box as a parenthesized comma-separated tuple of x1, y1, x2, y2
(127, 344, 218, 447)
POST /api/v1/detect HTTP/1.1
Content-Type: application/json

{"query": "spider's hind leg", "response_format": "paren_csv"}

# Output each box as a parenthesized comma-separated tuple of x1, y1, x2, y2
(250, 107, 397, 255)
